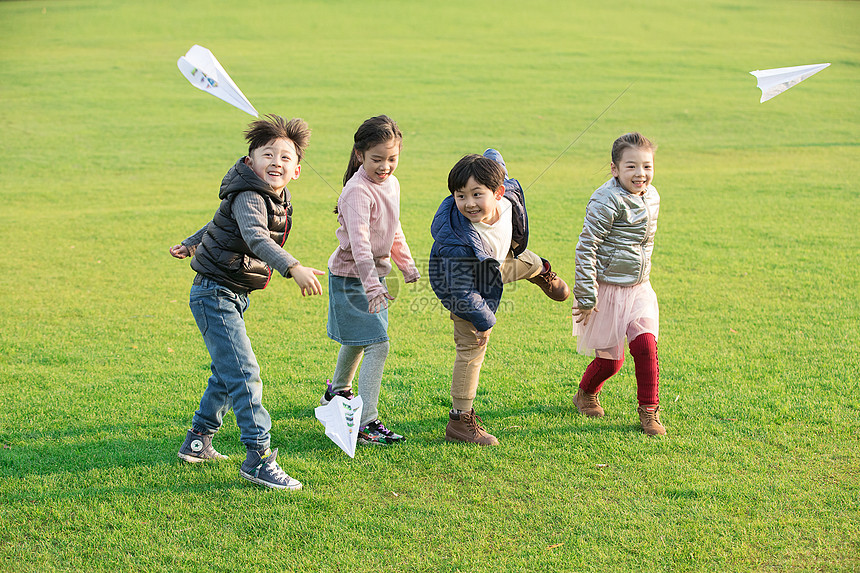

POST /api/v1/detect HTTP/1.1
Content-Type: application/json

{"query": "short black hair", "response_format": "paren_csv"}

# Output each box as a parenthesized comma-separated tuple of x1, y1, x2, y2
(447, 154, 505, 194)
(244, 115, 311, 162)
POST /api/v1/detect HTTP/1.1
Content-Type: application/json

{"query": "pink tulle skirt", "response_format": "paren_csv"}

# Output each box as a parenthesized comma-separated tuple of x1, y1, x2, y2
(572, 281, 659, 360)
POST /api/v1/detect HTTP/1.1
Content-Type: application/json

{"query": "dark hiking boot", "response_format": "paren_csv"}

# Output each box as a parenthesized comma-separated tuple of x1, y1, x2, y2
(573, 388, 605, 418)
(528, 259, 570, 302)
(638, 405, 667, 436)
(445, 409, 499, 446)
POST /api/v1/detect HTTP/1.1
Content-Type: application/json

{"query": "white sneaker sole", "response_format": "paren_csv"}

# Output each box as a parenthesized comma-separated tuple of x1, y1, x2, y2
(177, 452, 228, 463)
(239, 470, 303, 491)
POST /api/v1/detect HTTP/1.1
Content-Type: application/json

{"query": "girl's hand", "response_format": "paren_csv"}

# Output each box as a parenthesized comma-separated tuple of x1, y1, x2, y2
(291, 265, 325, 296)
(476, 327, 492, 347)
(368, 292, 395, 314)
(170, 244, 190, 259)
(572, 306, 597, 326)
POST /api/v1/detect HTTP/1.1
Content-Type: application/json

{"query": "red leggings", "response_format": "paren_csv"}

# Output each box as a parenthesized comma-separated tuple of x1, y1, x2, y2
(578, 333, 659, 405)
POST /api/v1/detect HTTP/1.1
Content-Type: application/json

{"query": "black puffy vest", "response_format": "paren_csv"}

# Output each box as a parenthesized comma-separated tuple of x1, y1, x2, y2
(191, 160, 292, 292)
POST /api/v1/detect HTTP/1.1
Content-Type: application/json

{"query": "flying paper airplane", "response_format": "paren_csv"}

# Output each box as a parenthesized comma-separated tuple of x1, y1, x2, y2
(315, 395, 363, 458)
(750, 63, 830, 103)
(177, 44, 258, 117)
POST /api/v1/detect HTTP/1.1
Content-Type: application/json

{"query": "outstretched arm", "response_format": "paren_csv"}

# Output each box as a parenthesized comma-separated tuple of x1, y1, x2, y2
(289, 264, 325, 296)
(232, 192, 326, 296)
(169, 244, 191, 259)
(170, 223, 208, 259)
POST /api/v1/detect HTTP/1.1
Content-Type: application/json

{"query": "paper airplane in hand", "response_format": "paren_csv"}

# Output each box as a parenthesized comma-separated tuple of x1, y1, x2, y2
(750, 63, 830, 103)
(315, 395, 363, 458)
(177, 44, 258, 117)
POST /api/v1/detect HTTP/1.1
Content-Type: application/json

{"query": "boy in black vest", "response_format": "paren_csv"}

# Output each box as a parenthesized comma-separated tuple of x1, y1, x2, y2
(169, 115, 324, 490)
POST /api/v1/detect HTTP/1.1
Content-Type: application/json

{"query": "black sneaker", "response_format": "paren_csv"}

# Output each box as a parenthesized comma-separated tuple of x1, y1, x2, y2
(358, 419, 405, 445)
(320, 380, 355, 406)
(177, 429, 228, 463)
(239, 448, 302, 491)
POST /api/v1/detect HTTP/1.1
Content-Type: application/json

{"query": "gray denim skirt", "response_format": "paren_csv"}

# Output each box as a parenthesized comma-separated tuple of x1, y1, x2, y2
(327, 273, 389, 345)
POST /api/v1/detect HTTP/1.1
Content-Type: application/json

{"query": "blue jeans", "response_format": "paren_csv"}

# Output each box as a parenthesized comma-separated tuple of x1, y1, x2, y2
(189, 276, 271, 451)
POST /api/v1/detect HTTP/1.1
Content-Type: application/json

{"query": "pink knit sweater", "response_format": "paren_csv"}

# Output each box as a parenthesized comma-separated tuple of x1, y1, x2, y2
(327, 166, 420, 301)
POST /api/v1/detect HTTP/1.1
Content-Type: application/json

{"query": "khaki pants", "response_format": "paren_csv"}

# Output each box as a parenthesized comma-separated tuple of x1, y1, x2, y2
(450, 249, 544, 411)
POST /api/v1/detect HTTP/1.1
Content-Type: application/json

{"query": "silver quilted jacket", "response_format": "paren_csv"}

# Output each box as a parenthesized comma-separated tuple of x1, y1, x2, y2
(573, 177, 660, 309)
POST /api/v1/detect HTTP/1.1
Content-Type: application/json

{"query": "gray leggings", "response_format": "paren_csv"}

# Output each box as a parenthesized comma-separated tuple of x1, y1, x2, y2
(330, 341, 389, 427)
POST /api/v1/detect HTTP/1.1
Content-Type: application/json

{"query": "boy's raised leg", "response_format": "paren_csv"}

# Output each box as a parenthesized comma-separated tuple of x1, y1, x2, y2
(526, 256, 570, 301)
(499, 250, 570, 301)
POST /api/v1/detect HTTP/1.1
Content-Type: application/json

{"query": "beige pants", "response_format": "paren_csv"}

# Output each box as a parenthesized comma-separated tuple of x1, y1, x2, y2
(450, 249, 544, 411)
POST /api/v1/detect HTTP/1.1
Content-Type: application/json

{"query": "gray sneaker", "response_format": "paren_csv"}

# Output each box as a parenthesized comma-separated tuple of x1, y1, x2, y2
(177, 429, 228, 463)
(239, 448, 302, 491)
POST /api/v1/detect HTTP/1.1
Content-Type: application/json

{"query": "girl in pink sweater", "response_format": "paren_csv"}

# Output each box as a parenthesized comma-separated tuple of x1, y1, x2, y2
(322, 115, 420, 445)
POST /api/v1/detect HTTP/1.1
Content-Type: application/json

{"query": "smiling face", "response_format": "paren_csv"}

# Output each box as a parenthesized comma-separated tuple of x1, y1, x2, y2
(244, 137, 301, 193)
(357, 138, 400, 184)
(611, 147, 654, 195)
(453, 176, 505, 225)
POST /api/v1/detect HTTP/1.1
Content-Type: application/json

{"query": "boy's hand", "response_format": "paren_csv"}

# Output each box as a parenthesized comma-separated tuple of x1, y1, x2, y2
(476, 327, 492, 347)
(170, 244, 190, 259)
(290, 265, 325, 296)
(572, 307, 597, 326)
(368, 292, 395, 314)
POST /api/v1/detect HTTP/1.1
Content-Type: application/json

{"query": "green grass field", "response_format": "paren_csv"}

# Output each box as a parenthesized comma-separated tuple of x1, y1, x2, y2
(1, 0, 858, 571)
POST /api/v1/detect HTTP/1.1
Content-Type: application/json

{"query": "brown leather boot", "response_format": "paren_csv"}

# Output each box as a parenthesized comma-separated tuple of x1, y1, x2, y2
(638, 405, 667, 436)
(573, 388, 605, 417)
(445, 409, 499, 446)
(527, 259, 570, 302)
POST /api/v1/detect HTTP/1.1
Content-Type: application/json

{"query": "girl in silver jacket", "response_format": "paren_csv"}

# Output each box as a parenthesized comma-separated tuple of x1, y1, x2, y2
(571, 133, 666, 435)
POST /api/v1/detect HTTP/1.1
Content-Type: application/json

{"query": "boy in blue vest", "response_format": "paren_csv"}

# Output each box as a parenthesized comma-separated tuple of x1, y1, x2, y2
(169, 115, 325, 490)
(429, 150, 570, 445)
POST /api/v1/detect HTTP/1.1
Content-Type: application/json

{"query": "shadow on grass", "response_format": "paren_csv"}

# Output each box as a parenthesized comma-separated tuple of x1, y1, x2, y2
(1, 403, 648, 482)
(2, 470, 249, 504)
(1, 433, 309, 500)
(0, 433, 220, 479)
(270, 402, 646, 454)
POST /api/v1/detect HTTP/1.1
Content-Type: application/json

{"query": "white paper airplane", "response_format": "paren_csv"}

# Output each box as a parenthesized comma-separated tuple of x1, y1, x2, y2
(750, 63, 830, 103)
(314, 395, 363, 458)
(177, 44, 258, 117)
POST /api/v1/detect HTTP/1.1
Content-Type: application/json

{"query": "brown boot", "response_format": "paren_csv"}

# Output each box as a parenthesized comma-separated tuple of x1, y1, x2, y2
(573, 388, 605, 417)
(527, 259, 570, 302)
(638, 405, 667, 436)
(446, 409, 499, 446)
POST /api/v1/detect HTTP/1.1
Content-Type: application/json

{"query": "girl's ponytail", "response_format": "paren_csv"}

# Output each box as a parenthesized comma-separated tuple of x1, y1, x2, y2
(343, 146, 363, 186)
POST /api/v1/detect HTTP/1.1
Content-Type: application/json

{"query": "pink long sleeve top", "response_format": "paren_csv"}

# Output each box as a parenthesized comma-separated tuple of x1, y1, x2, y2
(327, 166, 420, 301)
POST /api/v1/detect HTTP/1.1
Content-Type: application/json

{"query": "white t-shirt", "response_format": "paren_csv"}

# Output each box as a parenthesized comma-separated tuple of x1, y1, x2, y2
(471, 197, 513, 262)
